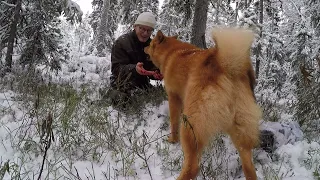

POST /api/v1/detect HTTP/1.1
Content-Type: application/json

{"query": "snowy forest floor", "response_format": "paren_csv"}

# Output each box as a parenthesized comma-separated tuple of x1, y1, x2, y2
(0, 55, 320, 180)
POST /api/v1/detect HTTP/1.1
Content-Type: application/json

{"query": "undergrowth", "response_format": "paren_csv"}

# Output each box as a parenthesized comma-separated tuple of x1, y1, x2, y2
(0, 70, 319, 180)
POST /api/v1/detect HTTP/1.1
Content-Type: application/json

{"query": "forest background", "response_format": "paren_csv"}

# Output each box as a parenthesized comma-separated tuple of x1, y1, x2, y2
(0, 0, 319, 179)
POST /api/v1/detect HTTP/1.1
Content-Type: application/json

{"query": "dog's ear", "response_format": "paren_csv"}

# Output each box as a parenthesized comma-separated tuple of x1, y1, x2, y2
(155, 30, 165, 44)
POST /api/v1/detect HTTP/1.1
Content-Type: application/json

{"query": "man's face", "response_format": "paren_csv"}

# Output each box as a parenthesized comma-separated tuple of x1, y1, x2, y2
(134, 25, 154, 42)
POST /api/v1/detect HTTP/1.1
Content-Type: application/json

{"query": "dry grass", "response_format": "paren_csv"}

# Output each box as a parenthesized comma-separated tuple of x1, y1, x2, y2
(0, 71, 319, 180)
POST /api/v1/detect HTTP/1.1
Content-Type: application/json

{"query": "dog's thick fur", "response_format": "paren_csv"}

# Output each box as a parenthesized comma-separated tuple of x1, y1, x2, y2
(145, 28, 261, 180)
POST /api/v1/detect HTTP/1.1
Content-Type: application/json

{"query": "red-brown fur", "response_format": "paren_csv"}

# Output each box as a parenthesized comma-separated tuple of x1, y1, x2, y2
(145, 28, 261, 180)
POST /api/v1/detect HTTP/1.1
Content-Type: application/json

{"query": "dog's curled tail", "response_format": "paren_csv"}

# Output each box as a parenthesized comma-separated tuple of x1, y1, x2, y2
(212, 28, 255, 77)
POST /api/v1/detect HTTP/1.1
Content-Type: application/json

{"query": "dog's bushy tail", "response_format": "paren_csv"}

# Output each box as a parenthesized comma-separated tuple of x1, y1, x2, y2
(212, 28, 255, 77)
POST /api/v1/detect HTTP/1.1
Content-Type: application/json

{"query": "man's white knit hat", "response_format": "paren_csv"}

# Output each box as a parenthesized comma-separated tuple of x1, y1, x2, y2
(134, 12, 156, 29)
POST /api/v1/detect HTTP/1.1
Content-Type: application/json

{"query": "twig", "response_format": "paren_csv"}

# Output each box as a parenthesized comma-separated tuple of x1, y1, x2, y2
(37, 112, 54, 180)
(37, 137, 51, 180)
(74, 167, 82, 179)
(133, 131, 154, 180)
(182, 114, 198, 150)
(60, 163, 83, 180)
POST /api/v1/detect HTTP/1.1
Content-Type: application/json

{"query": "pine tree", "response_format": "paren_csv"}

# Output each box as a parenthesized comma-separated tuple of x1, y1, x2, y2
(119, 0, 159, 33)
(158, 0, 181, 36)
(89, 0, 118, 54)
(19, 0, 82, 71)
(75, 14, 92, 54)
(0, 0, 22, 71)
(293, 0, 320, 140)
(158, 0, 194, 42)
(96, 0, 110, 57)
(257, 0, 287, 103)
(0, 0, 82, 72)
(210, 0, 237, 25)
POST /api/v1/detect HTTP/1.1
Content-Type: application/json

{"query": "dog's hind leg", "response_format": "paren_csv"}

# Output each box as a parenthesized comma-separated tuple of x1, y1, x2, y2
(228, 124, 258, 180)
(237, 145, 256, 180)
(177, 118, 205, 180)
(167, 92, 182, 143)
(177, 105, 210, 180)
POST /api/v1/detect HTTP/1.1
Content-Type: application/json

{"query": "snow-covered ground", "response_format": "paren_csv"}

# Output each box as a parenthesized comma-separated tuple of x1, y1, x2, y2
(1, 54, 319, 180)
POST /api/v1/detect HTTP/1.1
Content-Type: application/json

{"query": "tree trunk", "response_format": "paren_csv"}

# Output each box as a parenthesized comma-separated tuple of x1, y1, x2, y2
(97, 0, 110, 57)
(215, 0, 220, 24)
(245, 0, 253, 8)
(190, 0, 209, 49)
(259, 0, 263, 25)
(255, 0, 263, 79)
(234, 2, 239, 24)
(5, 0, 22, 71)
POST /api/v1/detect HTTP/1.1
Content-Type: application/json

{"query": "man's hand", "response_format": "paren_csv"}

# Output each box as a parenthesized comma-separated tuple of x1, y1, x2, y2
(152, 70, 163, 80)
(136, 62, 163, 80)
(136, 62, 154, 76)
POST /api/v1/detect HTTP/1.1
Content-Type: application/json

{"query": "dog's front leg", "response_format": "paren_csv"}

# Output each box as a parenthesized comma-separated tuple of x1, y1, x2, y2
(167, 92, 182, 143)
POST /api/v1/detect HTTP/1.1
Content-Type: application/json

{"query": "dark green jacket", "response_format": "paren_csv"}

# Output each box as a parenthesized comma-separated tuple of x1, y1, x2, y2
(110, 30, 157, 92)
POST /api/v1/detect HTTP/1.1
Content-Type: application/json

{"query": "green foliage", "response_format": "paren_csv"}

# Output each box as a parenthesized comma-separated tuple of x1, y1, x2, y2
(1, 0, 320, 179)
(158, 0, 193, 41)
(0, 0, 82, 72)
(295, 73, 320, 141)
(0, 0, 15, 46)
(89, 0, 119, 52)
(119, 0, 159, 26)
(0, 160, 10, 179)
(314, 168, 320, 180)
(0, 160, 23, 180)
(103, 84, 167, 116)
(19, 0, 78, 71)
(199, 136, 231, 179)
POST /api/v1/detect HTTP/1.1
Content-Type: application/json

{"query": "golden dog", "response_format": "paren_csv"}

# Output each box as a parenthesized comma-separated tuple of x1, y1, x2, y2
(145, 28, 261, 180)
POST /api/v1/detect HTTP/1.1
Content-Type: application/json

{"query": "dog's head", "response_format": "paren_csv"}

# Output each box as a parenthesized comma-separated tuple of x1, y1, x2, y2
(144, 30, 178, 69)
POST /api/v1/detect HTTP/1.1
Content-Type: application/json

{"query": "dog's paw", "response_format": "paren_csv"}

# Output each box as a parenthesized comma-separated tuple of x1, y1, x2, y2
(167, 136, 179, 144)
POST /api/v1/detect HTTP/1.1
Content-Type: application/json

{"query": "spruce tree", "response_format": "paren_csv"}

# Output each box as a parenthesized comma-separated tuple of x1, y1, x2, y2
(19, 0, 82, 71)
(89, 0, 118, 54)
(293, 0, 320, 140)
(0, 0, 22, 71)
(119, 0, 159, 32)
(159, 0, 194, 42)
(0, 0, 82, 72)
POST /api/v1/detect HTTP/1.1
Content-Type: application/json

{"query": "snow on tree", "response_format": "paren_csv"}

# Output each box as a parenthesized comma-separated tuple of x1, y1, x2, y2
(88, 0, 119, 55)
(0, 0, 82, 72)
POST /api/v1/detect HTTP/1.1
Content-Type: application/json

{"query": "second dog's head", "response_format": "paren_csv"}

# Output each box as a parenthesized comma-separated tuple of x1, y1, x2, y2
(144, 30, 178, 70)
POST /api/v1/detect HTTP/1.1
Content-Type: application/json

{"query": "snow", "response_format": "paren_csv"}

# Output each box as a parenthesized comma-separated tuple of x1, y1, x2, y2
(260, 121, 304, 148)
(0, 54, 319, 180)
